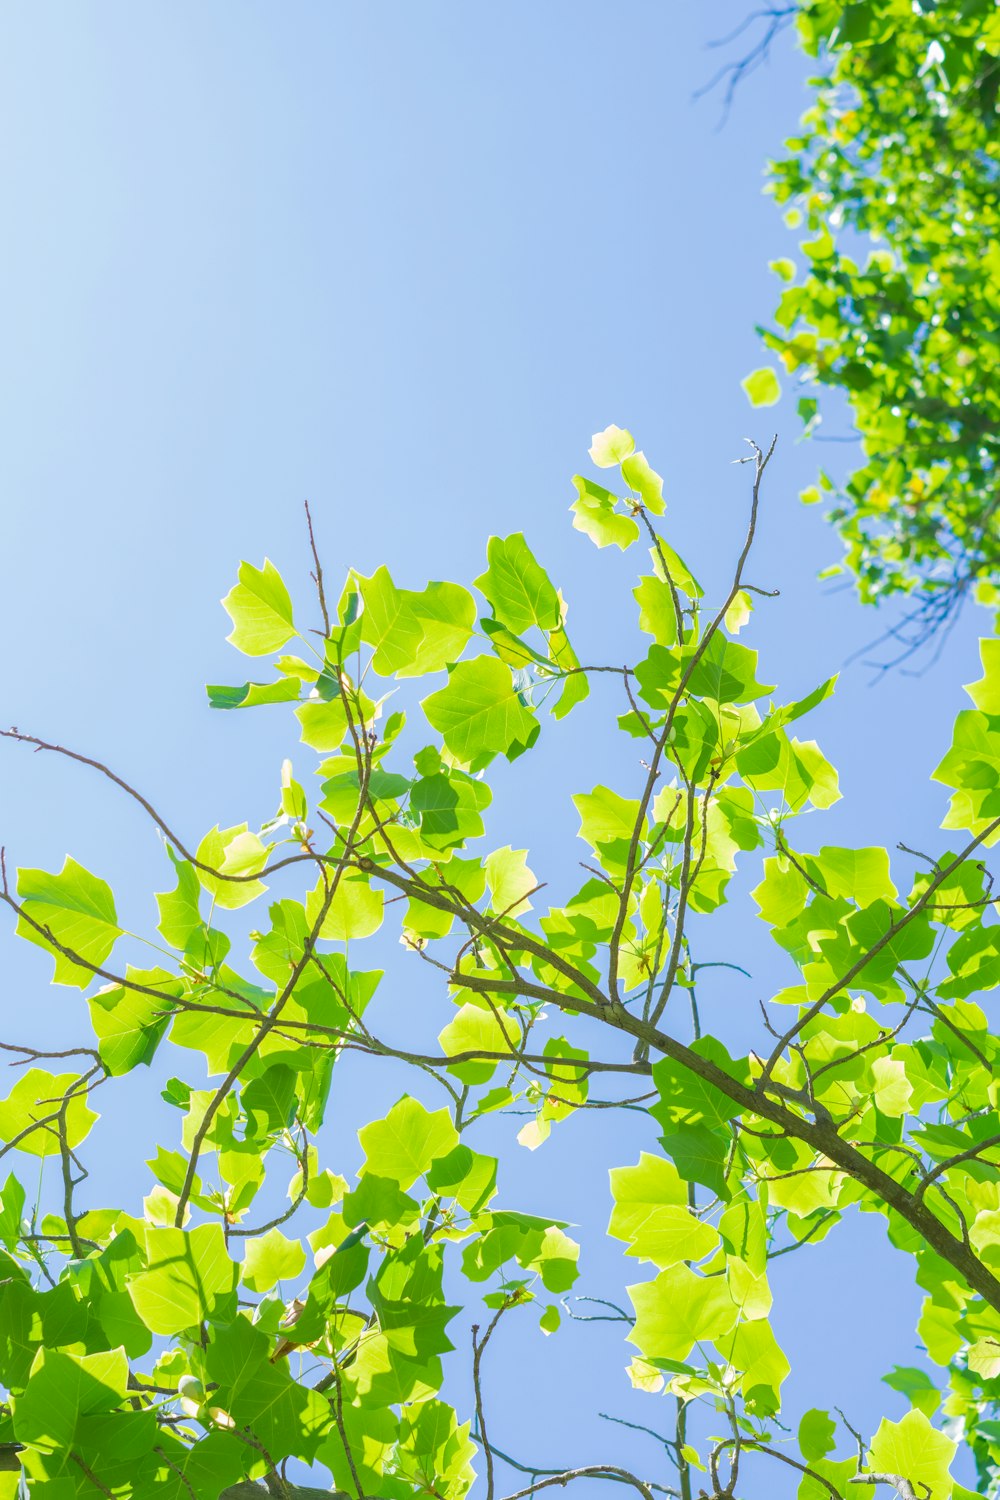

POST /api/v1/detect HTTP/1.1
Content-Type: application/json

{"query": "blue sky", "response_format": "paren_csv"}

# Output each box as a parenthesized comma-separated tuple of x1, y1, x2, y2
(0, 4, 986, 1494)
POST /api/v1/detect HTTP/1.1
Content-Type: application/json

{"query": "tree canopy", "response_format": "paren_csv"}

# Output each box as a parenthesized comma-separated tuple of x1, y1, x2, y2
(756, 0, 1000, 650)
(2, 429, 1000, 1497)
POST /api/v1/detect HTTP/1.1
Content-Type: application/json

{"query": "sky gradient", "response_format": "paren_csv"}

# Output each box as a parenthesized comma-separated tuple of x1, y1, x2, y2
(0, 5, 986, 1494)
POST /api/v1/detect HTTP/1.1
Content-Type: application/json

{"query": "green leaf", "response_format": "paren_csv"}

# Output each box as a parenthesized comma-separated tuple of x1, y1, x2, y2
(866, 1409, 955, 1500)
(0, 1173, 26, 1249)
(128, 1225, 237, 1335)
(357, 567, 476, 678)
(811, 845, 896, 905)
(546, 622, 590, 720)
(649, 539, 701, 600)
(658, 1124, 731, 1200)
(88, 969, 177, 1075)
(358, 1098, 459, 1189)
(652, 1039, 744, 1134)
(13, 1347, 128, 1458)
(204, 1316, 331, 1463)
(540, 1304, 561, 1334)
(0, 1071, 97, 1160)
(410, 770, 491, 849)
(475, 534, 561, 634)
(437, 1004, 513, 1084)
(573, 784, 642, 851)
(222, 559, 296, 656)
(484, 845, 536, 918)
(741, 367, 782, 407)
(966, 640, 1000, 716)
(609, 1154, 720, 1268)
(405, 580, 478, 675)
(588, 424, 635, 467)
(798, 1408, 837, 1462)
(620, 451, 665, 514)
(296, 696, 349, 752)
(206, 679, 300, 710)
(628, 1263, 737, 1362)
(684, 636, 775, 705)
(423, 656, 539, 765)
(717, 1318, 790, 1414)
(156, 854, 202, 950)
(16, 857, 119, 988)
(427, 1146, 498, 1213)
(305, 870, 384, 941)
(531, 1225, 580, 1292)
(570, 475, 639, 550)
(343, 1174, 420, 1235)
(241, 1063, 296, 1137)
(724, 591, 753, 635)
(883, 1367, 941, 1419)
(194, 825, 267, 911)
(240, 1228, 306, 1293)
(634, 575, 679, 647)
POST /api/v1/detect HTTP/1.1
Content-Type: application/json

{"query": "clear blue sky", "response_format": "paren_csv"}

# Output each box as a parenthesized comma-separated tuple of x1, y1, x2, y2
(0, 5, 984, 1494)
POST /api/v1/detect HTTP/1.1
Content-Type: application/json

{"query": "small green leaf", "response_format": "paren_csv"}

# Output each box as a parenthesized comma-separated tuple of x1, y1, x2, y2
(0, 1070, 97, 1160)
(127, 1225, 237, 1336)
(241, 1229, 306, 1293)
(724, 591, 753, 635)
(570, 476, 639, 550)
(609, 1154, 719, 1268)
(423, 656, 539, 766)
(620, 451, 665, 514)
(882, 1367, 941, 1419)
(741, 367, 782, 407)
(628, 1263, 737, 1362)
(206, 679, 300, 710)
(222, 559, 297, 656)
(358, 1098, 459, 1189)
(89, 970, 176, 1075)
(589, 424, 635, 467)
(798, 1408, 837, 1462)
(305, 870, 384, 942)
(437, 1004, 513, 1084)
(484, 845, 536, 918)
(193, 824, 267, 912)
(476, 534, 561, 634)
(13, 1347, 129, 1457)
(867, 1409, 955, 1500)
(16, 857, 119, 988)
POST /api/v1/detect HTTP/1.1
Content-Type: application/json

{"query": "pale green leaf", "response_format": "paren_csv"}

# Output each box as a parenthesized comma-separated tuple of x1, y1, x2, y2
(128, 1225, 237, 1336)
(589, 424, 635, 467)
(741, 367, 782, 407)
(241, 1229, 306, 1293)
(222, 559, 296, 656)
(423, 656, 538, 765)
(570, 476, 639, 550)
(867, 1409, 955, 1500)
(16, 857, 119, 988)
(358, 1098, 459, 1189)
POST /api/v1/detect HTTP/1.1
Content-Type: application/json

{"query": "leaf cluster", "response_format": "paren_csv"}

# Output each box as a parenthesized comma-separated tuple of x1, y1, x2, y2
(759, 0, 1000, 651)
(2, 430, 1000, 1498)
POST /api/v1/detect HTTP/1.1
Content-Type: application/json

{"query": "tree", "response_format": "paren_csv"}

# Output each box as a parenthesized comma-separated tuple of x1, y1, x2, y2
(2, 426, 1000, 1498)
(755, 0, 1000, 655)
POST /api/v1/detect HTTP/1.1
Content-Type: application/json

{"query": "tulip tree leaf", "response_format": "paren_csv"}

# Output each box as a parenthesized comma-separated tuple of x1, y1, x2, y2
(423, 656, 539, 765)
(475, 534, 561, 635)
(16, 858, 119, 988)
(358, 1098, 459, 1190)
(127, 1226, 238, 1336)
(222, 559, 297, 656)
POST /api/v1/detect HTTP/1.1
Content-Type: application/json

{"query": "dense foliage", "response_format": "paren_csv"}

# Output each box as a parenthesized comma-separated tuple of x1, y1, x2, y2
(3, 428, 1000, 1498)
(758, 0, 1000, 645)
